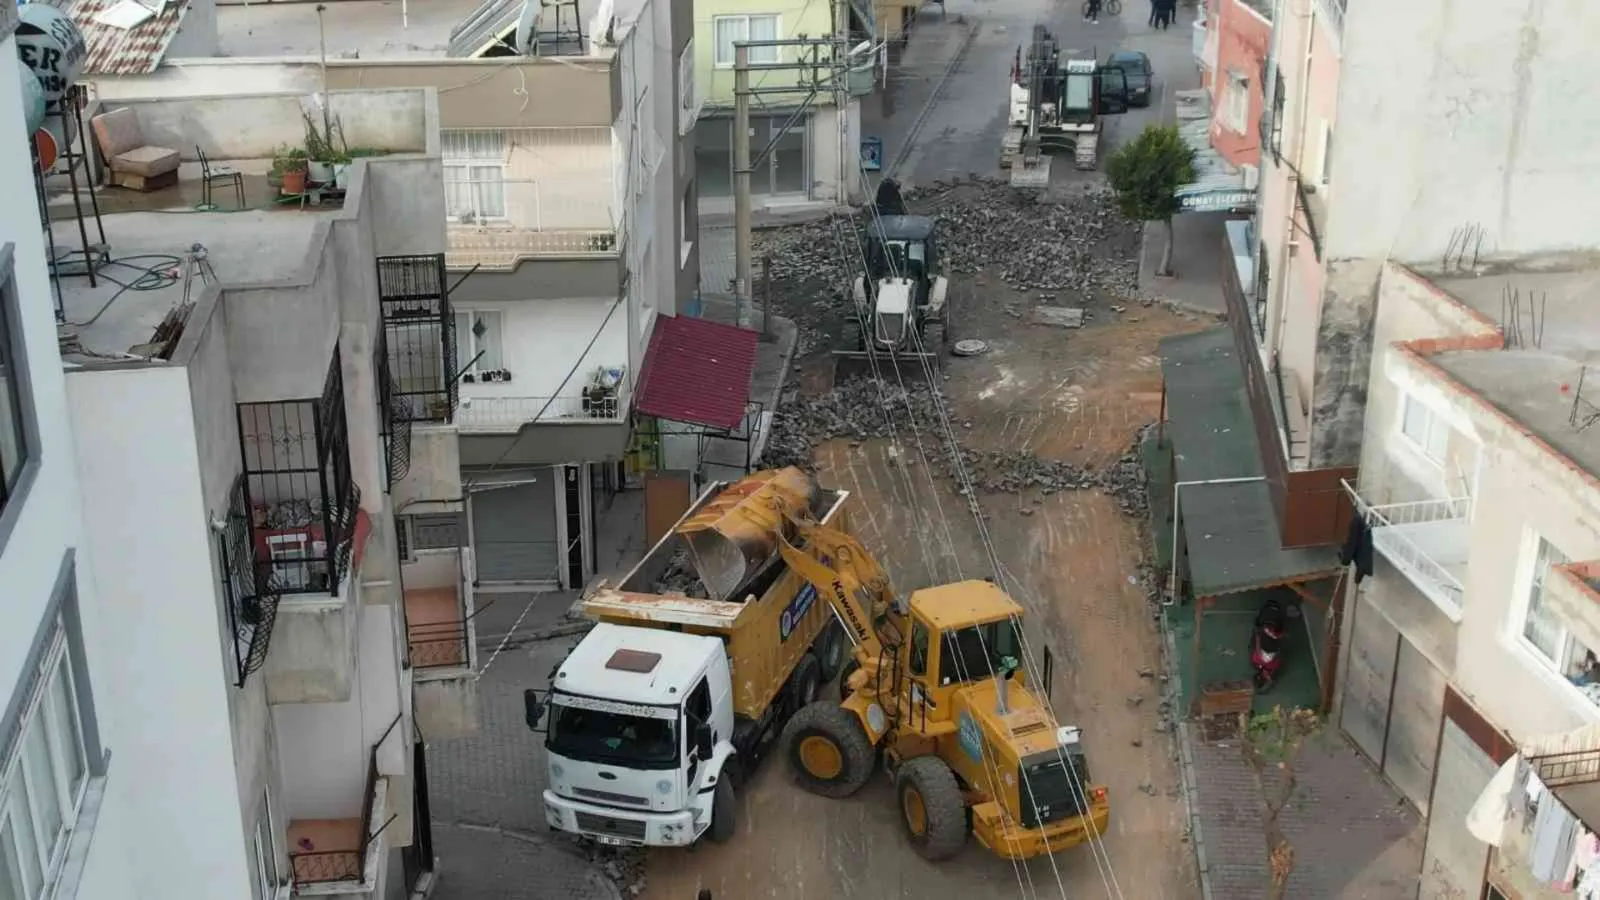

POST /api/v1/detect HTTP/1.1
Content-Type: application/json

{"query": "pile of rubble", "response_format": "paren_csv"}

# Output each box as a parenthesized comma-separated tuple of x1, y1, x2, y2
(593, 846, 647, 897)
(748, 178, 1143, 356)
(764, 378, 1154, 507)
(648, 548, 709, 598)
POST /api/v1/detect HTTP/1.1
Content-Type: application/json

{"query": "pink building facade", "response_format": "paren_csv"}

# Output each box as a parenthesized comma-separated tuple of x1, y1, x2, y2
(1201, 0, 1273, 170)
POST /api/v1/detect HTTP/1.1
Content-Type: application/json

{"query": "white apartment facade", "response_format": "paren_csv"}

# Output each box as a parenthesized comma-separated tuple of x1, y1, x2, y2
(5, 61, 462, 899)
(1341, 258, 1600, 899)
(0, 22, 117, 900)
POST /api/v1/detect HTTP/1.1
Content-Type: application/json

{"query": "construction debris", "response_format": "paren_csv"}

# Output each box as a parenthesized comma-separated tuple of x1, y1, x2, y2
(747, 178, 1142, 357)
(649, 548, 708, 598)
(1033, 306, 1086, 329)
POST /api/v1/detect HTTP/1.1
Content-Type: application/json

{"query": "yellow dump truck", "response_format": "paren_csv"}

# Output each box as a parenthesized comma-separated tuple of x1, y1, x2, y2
(524, 468, 851, 847)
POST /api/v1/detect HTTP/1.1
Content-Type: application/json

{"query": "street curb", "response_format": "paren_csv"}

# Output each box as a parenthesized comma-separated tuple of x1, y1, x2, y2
(1162, 613, 1215, 900)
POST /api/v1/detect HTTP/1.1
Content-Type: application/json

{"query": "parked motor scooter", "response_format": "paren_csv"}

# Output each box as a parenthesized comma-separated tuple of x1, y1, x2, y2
(1250, 595, 1288, 693)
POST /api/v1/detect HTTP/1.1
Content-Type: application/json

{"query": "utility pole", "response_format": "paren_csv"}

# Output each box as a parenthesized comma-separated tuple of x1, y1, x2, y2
(833, 0, 851, 207)
(733, 44, 754, 327)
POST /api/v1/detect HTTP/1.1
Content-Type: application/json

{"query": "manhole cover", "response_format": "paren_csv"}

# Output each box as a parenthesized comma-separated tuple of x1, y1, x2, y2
(952, 339, 989, 357)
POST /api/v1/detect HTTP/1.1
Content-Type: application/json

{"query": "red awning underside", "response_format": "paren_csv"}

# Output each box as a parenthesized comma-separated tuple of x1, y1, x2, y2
(634, 315, 759, 430)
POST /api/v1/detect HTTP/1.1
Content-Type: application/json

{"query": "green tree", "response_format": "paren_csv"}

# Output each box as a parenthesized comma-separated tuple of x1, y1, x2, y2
(1105, 124, 1196, 277)
(1239, 706, 1322, 900)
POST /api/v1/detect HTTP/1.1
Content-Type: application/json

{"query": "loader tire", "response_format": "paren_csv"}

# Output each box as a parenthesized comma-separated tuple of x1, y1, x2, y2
(896, 756, 969, 861)
(788, 653, 823, 713)
(837, 658, 862, 702)
(783, 701, 877, 799)
(707, 777, 737, 843)
(815, 621, 847, 682)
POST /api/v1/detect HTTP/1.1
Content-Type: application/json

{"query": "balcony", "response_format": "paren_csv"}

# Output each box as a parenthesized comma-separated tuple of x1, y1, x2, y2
(442, 127, 618, 271)
(287, 731, 396, 892)
(457, 383, 628, 434)
(379, 255, 458, 426)
(1546, 560, 1600, 663)
(1345, 482, 1472, 620)
(404, 547, 475, 672)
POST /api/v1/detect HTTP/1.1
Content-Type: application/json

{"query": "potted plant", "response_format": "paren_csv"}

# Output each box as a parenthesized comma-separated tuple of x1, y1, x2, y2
(279, 151, 309, 195)
(270, 145, 306, 190)
(303, 112, 347, 185)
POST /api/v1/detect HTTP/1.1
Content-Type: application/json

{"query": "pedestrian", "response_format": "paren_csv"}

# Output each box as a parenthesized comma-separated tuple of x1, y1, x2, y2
(1157, 0, 1174, 29)
(1148, 0, 1159, 27)
(1084, 0, 1102, 22)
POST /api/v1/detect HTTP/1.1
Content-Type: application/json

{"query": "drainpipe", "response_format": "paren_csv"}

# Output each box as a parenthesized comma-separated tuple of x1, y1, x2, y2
(1167, 476, 1268, 605)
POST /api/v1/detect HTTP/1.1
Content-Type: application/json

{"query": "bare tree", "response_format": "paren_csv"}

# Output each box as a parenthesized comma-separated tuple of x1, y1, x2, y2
(1239, 706, 1322, 900)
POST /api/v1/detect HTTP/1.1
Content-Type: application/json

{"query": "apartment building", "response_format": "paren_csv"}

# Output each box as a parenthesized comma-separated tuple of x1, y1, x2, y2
(78, 0, 701, 594)
(0, 16, 116, 900)
(19, 68, 461, 897)
(692, 0, 871, 221)
(1342, 257, 1600, 899)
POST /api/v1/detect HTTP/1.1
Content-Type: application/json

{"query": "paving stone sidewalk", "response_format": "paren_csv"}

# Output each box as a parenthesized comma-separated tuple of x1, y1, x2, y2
(1185, 727, 1424, 899)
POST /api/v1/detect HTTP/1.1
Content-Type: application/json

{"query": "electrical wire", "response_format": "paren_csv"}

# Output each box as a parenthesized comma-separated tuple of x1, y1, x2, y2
(63, 254, 184, 328)
(843, 161, 1126, 899)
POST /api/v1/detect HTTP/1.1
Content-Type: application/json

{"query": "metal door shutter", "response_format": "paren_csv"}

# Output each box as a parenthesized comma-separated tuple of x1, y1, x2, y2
(1384, 639, 1446, 814)
(1420, 721, 1496, 898)
(471, 476, 558, 583)
(1339, 588, 1400, 764)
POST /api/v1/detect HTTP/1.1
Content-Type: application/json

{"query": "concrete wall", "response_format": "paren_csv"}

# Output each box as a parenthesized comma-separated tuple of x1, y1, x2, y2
(452, 260, 623, 302)
(0, 34, 137, 900)
(66, 366, 257, 899)
(96, 59, 617, 129)
(108, 89, 432, 163)
(392, 424, 464, 514)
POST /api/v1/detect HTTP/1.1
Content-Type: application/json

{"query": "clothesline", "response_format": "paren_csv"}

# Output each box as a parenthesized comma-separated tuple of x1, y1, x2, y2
(1510, 759, 1600, 898)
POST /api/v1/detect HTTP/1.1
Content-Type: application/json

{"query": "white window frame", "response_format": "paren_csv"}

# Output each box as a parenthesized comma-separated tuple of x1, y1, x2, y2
(0, 626, 91, 900)
(1223, 71, 1250, 134)
(441, 130, 509, 224)
(712, 15, 781, 68)
(249, 789, 280, 900)
(453, 310, 505, 376)
(1397, 392, 1450, 465)
(1508, 533, 1600, 719)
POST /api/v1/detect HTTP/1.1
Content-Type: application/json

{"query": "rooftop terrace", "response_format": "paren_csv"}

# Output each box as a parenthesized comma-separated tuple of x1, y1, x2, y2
(214, 0, 607, 60)
(1420, 261, 1600, 479)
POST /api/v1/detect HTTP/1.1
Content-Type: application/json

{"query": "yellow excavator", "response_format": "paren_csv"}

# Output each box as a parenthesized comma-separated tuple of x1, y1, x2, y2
(772, 510, 1112, 861)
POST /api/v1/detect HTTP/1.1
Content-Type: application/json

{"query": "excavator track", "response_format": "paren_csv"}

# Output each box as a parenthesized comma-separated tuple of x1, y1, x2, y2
(999, 125, 1025, 169)
(1074, 132, 1100, 170)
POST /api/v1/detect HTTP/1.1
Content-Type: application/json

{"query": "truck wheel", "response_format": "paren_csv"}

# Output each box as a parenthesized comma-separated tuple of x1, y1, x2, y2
(783, 701, 877, 799)
(837, 658, 862, 702)
(707, 777, 737, 843)
(788, 653, 823, 713)
(815, 622, 847, 682)
(896, 756, 968, 861)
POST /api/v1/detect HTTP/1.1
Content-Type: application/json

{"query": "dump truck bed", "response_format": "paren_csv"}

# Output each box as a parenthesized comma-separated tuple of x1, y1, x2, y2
(582, 478, 851, 720)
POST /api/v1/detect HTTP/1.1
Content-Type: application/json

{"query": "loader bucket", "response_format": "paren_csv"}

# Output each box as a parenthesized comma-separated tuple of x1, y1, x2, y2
(832, 347, 940, 384)
(675, 467, 818, 601)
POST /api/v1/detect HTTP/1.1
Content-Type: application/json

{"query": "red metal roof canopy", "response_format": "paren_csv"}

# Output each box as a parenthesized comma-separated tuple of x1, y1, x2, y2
(634, 315, 759, 431)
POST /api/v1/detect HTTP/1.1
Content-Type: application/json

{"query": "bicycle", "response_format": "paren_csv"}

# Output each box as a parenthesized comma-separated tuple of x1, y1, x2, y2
(1081, 0, 1122, 16)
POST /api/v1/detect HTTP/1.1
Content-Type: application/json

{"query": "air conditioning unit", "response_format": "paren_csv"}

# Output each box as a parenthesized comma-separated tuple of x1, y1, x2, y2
(1241, 164, 1259, 189)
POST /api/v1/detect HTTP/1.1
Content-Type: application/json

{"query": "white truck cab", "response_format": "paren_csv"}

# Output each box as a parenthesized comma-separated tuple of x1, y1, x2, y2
(534, 623, 738, 847)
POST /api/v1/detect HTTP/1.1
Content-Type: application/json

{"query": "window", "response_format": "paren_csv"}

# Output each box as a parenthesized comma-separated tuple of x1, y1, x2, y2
(1223, 72, 1250, 133)
(0, 619, 93, 900)
(1317, 120, 1334, 185)
(909, 620, 930, 676)
(1263, 67, 1285, 162)
(712, 15, 780, 68)
(248, 791, 279, 900)
(400, 514, 463, 558)
(453, 310, 504, 374)
(1522, 536, 1572, 664)
(1399, 393, 1450, 463)
(677, 40, 701, 134)
(442, 131, 507, 223)
(0, 246, 35, 530)
(938, 619, 1022, 686)
(680, 182, 694, 267)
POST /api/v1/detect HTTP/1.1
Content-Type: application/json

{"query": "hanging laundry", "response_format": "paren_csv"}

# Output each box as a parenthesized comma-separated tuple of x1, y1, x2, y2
(1339, 515, 1374, 583)
(1569, 830, 1599, 893)
(1533, 797, 1581, 884)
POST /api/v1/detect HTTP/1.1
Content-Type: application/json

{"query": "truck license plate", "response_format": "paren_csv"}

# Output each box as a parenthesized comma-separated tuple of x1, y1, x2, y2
(595, 835, 627, 846)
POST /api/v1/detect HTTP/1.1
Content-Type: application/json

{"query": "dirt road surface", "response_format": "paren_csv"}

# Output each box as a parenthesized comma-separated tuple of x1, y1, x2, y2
(642, 283, 1211, 899)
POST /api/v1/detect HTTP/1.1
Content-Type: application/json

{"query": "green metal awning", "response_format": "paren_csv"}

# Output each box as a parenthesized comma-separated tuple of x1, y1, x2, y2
(1160, 328, 1339, 597)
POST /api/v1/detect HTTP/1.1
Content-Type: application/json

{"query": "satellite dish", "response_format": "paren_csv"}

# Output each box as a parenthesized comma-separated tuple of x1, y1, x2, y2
(16, 5, 88, 109)
(17, 58, 45, 134)
(514, 0, 542, 56)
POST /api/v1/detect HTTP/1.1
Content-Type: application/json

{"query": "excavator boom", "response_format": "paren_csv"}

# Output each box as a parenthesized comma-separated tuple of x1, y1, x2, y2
(774, 515, 899, 660)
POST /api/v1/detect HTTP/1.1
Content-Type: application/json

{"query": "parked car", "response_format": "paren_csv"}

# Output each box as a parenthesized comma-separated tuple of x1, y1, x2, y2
(1106, 51, 1153, 107)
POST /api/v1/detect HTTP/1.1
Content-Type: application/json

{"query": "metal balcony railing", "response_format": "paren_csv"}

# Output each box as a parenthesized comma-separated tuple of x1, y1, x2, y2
(1344, 480, 1472, 619)
(289, 716, 401, 887)
(1531, 748, 1600, 789)
(457, 392, 626, 433)
(446, 226, 618, 269)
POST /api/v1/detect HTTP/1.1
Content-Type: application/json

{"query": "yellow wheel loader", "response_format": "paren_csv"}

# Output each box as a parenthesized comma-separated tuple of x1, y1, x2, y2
(774, 517, 1112, 862)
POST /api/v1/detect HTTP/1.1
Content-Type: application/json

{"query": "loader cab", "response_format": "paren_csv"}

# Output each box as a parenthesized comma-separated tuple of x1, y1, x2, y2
(866, 215, 939, 288)
(902, 581, 1029, 715)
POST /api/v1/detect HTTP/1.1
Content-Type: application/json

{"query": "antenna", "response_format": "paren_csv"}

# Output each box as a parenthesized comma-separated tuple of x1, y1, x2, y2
(1499, 285, 1547, 350)
(1571, 367, 1600, 433)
